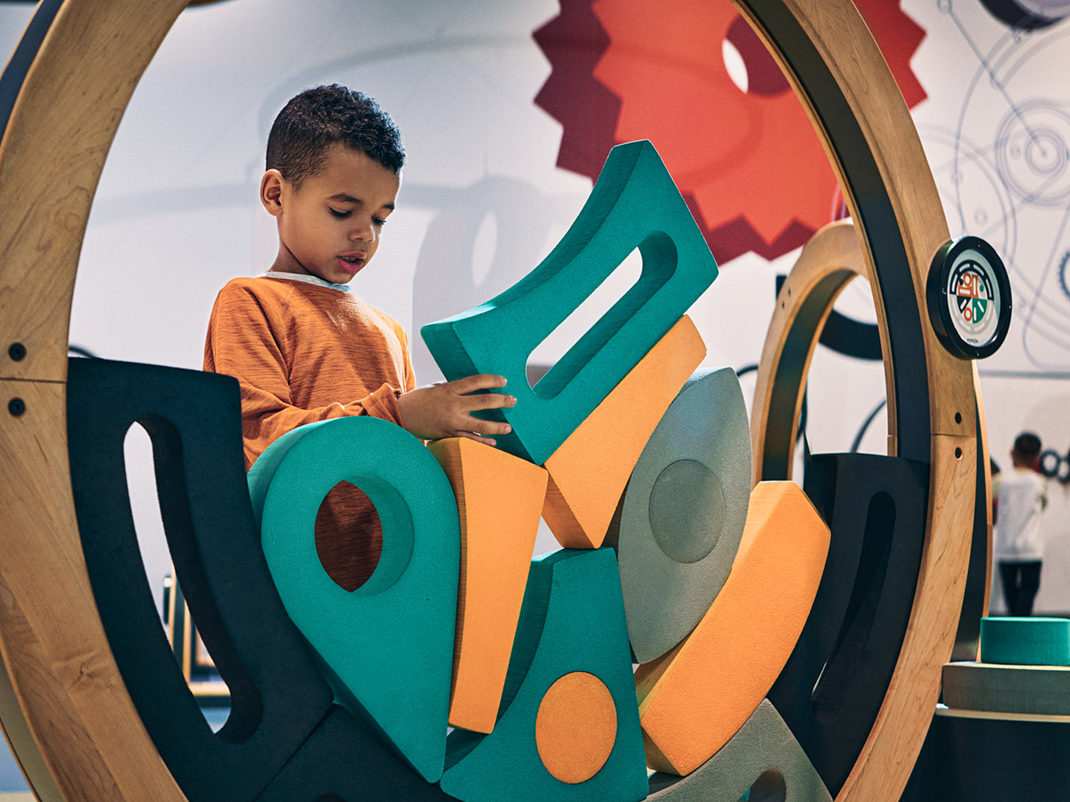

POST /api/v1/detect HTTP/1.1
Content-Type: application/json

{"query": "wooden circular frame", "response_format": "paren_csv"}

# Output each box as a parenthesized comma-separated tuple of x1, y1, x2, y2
(0, 0, 977, 800)
(750, 219, 869, 483)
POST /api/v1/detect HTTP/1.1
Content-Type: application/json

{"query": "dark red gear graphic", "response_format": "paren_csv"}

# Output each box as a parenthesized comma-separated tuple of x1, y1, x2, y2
(534, 0, 927, 265)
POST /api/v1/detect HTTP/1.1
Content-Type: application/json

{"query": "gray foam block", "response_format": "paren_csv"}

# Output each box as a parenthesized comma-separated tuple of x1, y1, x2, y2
(648, 699, 832, 802)
(607, 367, 751, 664)
(943, 661, 1070, 716)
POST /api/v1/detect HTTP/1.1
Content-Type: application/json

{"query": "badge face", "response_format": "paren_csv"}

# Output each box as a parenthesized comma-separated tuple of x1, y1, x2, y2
(927, 236, 1012, 359)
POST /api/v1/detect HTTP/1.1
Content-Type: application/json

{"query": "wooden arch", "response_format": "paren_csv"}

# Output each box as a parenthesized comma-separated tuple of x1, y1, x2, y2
(750, 219, 869, 483)
(0, 1, 977, 801)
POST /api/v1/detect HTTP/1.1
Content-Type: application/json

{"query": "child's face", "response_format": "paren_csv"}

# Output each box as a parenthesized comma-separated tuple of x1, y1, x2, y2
(265, 143, 400, 284)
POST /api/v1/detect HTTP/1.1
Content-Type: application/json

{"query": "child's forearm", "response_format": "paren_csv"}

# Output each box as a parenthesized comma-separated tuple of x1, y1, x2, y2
(240, 380, 405, 466)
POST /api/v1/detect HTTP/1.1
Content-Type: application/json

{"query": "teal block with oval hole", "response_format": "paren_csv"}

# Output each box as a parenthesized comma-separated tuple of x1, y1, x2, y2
(440, 549, 647, 802)
(421, 139, 719, 465)
(247, 416, 460, 783)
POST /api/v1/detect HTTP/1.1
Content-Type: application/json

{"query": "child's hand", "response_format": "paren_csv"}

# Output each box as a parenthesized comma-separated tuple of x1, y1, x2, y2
(398, 374, 516, 446)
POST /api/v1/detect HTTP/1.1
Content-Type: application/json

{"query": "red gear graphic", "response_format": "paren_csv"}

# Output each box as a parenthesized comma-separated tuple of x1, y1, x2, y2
(534, 0, 926, 265)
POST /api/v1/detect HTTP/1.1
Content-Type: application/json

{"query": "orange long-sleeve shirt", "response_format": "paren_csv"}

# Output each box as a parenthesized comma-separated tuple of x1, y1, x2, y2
(204, 274, 416, 589)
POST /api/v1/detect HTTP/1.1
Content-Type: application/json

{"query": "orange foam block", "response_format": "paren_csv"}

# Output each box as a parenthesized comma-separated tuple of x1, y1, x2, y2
(636, 481, 830, 776)
(541, 315, 705, 549)
(428, 437, 548, 733)
(534, 671, 618, 784)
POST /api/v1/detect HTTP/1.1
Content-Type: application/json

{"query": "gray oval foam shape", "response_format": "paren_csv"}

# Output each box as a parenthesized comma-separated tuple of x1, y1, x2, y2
(612, 366, 751, 664)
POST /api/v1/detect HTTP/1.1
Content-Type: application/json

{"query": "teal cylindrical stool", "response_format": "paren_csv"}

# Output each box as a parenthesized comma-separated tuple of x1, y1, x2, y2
(979, 617, 1070, 666)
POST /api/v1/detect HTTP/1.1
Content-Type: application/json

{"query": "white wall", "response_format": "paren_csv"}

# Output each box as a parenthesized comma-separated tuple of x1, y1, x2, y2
(3, 0, 1069, 614)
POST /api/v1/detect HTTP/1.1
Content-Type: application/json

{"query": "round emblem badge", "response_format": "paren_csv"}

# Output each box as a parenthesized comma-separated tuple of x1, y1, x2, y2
(926, 236, 1012, 359)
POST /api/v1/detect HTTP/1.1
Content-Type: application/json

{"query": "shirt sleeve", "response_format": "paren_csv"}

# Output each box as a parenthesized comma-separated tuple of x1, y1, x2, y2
(204, 282, 403, 468)
(399, 325, 417, 392)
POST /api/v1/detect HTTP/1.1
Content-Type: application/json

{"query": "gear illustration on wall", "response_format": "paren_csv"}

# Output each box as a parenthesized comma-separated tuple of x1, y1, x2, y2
(943, 16, 1070, 369)
(534, 0, 928, 265)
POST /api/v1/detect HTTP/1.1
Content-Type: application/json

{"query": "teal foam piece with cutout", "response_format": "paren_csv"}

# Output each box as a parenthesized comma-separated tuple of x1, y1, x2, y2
(248, 416, 460, 783)
(979, 617, 1070, 666)
(648, 699, 832, 802)
(421, 139, 719, 465)
(440, 549, 648, 802)
(606, 367, 752, 663)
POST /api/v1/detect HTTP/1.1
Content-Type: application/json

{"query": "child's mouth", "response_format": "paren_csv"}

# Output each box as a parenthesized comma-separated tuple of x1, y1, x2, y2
(338, 254, 365, 273)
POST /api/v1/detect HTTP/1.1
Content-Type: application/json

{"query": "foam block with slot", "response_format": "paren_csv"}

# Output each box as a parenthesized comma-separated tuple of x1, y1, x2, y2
(421, 139, 718, 465)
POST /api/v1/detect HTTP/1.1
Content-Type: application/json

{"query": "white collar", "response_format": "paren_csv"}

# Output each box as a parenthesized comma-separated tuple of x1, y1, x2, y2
(260, 271, 350, 293)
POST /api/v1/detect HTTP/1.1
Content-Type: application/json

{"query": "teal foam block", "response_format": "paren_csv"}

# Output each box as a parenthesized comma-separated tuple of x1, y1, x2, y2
(440, 549, 647, 802)
(648, 699, 832, 802)
(943, 661, 1070, 715)
(247, 416, 460, 783)
(979, 617, 1070, 666)
(606, 367, 751, 663)
(421, 139, 718, 465)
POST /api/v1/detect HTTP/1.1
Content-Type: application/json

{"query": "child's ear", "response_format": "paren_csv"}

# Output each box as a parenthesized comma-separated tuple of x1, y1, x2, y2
(260, 169, 285, 217)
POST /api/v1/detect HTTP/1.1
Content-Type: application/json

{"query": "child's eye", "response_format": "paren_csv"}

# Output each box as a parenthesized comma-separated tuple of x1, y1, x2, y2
(329, 208, 351, 219)
(373, 217, 387, 228)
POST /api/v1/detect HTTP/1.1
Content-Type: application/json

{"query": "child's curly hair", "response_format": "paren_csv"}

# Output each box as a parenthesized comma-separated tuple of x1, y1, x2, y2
(266, 84, 405, 187)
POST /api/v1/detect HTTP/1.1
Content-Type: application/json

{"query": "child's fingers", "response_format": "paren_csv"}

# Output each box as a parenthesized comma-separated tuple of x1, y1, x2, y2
(450, 373, 508, 394)
(452, 415, 511, 441)
(465, 392, 516, 411)
(454, 414, 511, 435)
(457, 430, 498, 447)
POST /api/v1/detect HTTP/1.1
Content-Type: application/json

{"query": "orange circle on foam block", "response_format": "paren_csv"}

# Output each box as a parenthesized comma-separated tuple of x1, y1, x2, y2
(534, 672, 617, 783)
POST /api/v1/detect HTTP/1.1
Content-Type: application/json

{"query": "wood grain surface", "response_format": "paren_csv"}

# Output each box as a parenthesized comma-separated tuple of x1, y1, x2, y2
(0, 0, 982, 799)
(736, 2, 980, 800)
(750, 219, 868, 485)
(0, 0, 189, 799)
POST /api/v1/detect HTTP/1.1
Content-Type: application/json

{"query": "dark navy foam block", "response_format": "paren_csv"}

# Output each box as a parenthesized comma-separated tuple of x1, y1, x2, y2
(421, 139, 718, 465)
(943, 661, 1070, 715)
(979, 617, 1070, 666)
(767, 452, 928, 797)
(928, 709, 1070, 800)
(648, 699, 832, 801)
(66, 358, 334, 802)
(248, 416, 460, 783)
(254, 706, 458, 802)
(440, 549, 647, 802)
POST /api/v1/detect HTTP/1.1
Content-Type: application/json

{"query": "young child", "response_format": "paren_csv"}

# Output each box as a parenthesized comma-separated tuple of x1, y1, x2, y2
(992, 431, 1048, 617)
(204, 85, 514, 590)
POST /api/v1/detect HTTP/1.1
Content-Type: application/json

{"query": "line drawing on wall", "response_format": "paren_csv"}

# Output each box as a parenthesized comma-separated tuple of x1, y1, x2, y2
(917, 1, 1070, 371)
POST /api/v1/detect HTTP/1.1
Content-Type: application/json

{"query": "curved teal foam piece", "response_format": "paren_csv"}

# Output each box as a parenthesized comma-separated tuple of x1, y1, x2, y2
(440, 549, 648, 802)
(607, 367, 752, 663)
(248, 416, 460, 782)
(648, 699, 832, 801)
(979, 617, 1070, 666)
(421, 139, 719, 464)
